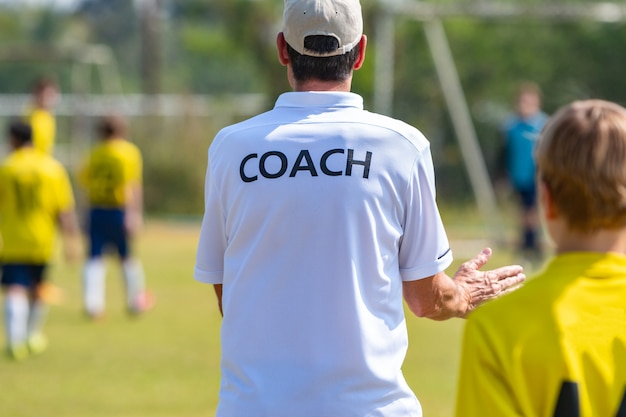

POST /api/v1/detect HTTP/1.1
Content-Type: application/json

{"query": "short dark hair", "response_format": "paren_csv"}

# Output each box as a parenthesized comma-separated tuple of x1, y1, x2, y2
(33, 76, 58, 94)
(287, 35, 360, 82)
(8, 119, 32, 145)
(97, 114, 126, 139)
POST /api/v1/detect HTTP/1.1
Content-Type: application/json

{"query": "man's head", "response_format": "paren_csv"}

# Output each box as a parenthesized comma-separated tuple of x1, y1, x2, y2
(97, 114, 127, 140)
(7, 119, 33, 149)
(515, 82, 542, 120)
(536, 99, 626, 233)
(32, 76, 59, 110)
(283, 0, 362, 57)
(278, 0, 366, 86)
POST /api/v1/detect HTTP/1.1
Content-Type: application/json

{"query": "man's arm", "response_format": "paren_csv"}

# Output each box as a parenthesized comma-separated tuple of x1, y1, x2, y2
(58, 209, 81, 263)
(403, 248, 524, 320)
(214, 284, 223, 316)
(124, 182, 143, 236)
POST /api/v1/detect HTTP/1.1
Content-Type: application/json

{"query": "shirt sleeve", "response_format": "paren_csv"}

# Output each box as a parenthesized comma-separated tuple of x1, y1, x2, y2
(122, 143, 142, 185)
(398, 146, 453, 281)
(54, 162, 75, 212)
(455, 315, 518, 417)
(0, 167, 5, 202)
(194, 151, 226, 284)
(129, 144, 143, 184)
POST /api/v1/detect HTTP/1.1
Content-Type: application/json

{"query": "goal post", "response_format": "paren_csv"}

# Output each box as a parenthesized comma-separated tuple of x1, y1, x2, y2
(372, 0, 626, 240)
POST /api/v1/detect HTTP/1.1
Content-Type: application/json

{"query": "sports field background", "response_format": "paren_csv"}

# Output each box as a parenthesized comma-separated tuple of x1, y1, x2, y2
(0, 204, 531, 417)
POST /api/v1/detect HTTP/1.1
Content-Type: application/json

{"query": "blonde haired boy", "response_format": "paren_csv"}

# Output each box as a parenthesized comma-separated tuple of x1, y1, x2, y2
(456, 99, 626, 417)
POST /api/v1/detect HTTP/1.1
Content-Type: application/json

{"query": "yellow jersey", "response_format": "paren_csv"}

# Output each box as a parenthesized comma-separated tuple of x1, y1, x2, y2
(27, 108, 56, 155)
(80, 138, 142, 208)
(0, 147, 75, 263)
(455, 252, 626, 417)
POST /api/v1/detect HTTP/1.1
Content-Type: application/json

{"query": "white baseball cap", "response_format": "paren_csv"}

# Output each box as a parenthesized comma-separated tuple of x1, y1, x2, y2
(282, 0, 363, 57)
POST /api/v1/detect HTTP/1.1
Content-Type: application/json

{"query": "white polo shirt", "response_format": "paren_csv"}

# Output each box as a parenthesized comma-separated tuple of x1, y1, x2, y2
(195, 91, 453, 417)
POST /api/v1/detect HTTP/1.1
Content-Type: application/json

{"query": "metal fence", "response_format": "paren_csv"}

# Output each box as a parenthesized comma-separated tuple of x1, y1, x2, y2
(0, 93, 268, 167)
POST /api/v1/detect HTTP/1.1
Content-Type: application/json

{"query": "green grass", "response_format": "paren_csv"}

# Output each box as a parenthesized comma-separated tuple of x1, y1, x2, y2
(1, 212, 529, 417)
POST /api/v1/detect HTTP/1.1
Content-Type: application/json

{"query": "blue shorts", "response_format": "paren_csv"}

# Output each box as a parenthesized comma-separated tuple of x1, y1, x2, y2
(516, 187, 537, 210)
(1, 264, 46, 289)
(88, 208, 129, 258)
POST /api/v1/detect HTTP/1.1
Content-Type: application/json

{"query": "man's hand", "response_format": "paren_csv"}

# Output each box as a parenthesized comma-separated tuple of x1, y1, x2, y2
(453, 247, 525, 317)
(403, 247, 525, 320)
(62, 237, 81, 263)
(124, 210, 144, 237)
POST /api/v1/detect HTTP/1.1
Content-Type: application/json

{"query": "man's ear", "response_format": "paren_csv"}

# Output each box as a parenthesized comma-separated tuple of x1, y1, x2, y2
(539, 180, 559, 220)
(353, 35, 367, 70)
(276, 32, 290, 66)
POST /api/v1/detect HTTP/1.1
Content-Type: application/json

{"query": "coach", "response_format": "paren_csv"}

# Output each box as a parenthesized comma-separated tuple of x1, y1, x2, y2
(194, 0, 525, 415)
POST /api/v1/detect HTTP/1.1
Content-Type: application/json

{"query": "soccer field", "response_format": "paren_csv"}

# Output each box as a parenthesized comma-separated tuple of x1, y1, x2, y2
(1, 217, 519, 417)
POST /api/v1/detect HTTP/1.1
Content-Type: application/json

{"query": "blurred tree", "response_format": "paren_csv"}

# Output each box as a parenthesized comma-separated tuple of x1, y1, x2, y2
(164, 0, 281, 96)
(75, 0, 140, 91)
(76, 0, 137, 48)
(138, 0, 162, 94)
(0, 7, 71, 92)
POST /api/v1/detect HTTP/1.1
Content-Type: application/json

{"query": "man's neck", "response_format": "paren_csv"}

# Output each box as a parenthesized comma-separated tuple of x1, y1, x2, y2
(12, 143, 33, 152)
(294, 79, 352, 92)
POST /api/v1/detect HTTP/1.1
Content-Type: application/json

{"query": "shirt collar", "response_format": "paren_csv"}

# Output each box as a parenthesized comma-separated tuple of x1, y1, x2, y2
(274, 91, 364, 110)
(547, 251, 626, 279)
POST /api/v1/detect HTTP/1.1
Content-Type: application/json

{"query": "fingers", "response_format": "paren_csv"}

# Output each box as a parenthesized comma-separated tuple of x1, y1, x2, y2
(460, 248, 524, 280)
(473, 271, 526, 303)
(488, 264, 525, 281)
(499, 279, 525, 297)
(501, 271, 526, 288)
(453, 248, 527, 317)
(462, 247, 493, 271)
(461, 268, 526, 317)
(488, 271, 526, 294)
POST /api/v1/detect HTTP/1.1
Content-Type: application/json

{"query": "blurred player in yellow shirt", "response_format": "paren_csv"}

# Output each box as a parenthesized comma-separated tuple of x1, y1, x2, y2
(455, 99, 626, 417)
(26, 77, 58, 155)
(80, 115, 153, 319)
(0, 120, 80, 360)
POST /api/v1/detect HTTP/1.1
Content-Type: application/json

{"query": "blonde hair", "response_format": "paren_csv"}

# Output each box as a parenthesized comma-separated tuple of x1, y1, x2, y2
(536, 99, 626, 232)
